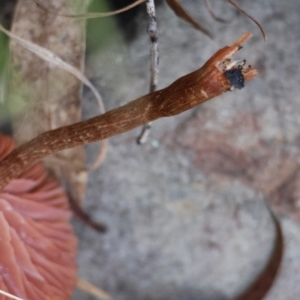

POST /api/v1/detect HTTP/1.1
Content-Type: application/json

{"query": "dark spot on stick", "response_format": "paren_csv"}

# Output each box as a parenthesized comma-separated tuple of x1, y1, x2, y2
(224, 66, 245, 90)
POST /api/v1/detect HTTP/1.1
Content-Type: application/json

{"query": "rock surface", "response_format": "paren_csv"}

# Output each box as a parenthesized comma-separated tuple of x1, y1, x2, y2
(73, 1, 300, 299)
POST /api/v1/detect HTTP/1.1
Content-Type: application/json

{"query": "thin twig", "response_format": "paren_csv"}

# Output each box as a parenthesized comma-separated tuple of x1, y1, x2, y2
(137, 0, 159, 144)
(0, 33, 257, 190)
(77, 278, 112, 300)
(146, 0, 159, 93)
(0, 290, 24, 300)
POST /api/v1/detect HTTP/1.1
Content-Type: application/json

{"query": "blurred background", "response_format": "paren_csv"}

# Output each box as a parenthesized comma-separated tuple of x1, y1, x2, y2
(1, 0, 300, 299)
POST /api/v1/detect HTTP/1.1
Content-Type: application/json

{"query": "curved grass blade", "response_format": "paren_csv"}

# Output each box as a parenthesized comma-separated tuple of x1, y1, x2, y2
(77, 278, 112, 300)
(226, 0, 266, 41)
(234, 207, 283, 300)
(204, 0, 227, 23)
(165, 0, 212, 38)
(2, 21, 107, 174)
(0, 24, 104, 112)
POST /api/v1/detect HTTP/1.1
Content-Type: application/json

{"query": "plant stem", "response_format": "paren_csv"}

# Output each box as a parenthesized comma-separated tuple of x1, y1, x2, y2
(0, 33, 257, 190)
(137, 0, 159, 144)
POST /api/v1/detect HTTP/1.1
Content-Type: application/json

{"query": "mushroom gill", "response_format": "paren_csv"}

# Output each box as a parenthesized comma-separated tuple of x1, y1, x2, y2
(0, 134, 77, 300)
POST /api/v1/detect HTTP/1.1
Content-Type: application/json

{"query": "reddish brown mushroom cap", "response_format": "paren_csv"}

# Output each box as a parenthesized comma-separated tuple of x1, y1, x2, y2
(0, 134, 77, 300)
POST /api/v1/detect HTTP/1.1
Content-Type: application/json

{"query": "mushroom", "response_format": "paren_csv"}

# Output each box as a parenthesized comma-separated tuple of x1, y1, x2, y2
(0, 134, 77, 300)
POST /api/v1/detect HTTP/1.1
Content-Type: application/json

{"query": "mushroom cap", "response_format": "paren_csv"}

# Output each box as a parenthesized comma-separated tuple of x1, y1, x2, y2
(0, 134, 77, 300)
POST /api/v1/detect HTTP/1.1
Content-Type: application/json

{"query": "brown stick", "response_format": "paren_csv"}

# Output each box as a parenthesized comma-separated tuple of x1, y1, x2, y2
(0, 33, 257, 190)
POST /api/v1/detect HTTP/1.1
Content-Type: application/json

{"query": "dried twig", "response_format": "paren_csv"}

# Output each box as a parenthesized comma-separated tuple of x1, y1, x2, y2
(0, 33, 257, 190)
(145, 0, 159, 95)
(137, 0, 159, 144)
(0, 289, 24, 300)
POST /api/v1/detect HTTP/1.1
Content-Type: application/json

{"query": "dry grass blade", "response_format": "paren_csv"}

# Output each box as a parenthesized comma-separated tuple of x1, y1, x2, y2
(0, 289, 24, 300)
(0, 33, 258, 190)
(226, 0, 266, 41)
(204, 0, 227, 23)
(88, 137, 108, 171)
(9, 0, 91, 204)
(165, 0, 212, 38)
(234, 208, 284, 300)
(33, 0, 145, 19)
(1, 22, 108, 171)
(0, 24, 104, 113)
(77, 278, 113, 300)
(67, 181, 107, 232)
